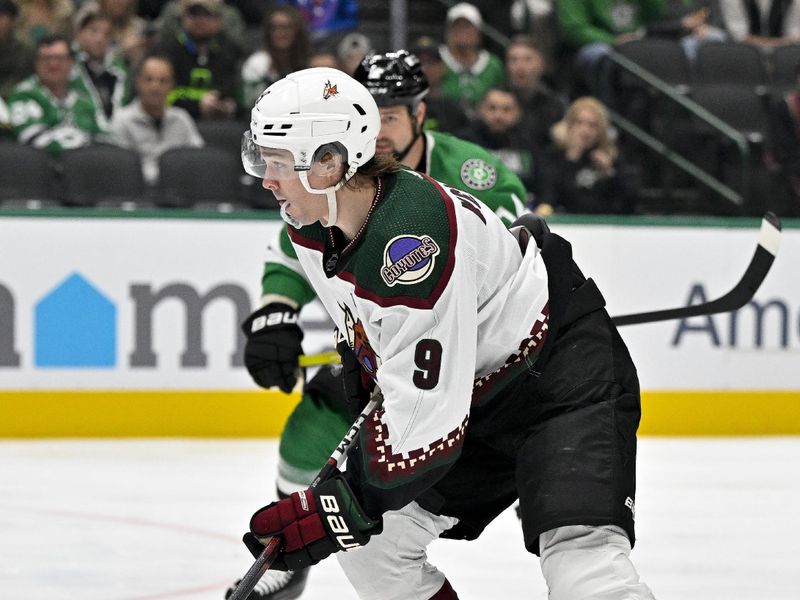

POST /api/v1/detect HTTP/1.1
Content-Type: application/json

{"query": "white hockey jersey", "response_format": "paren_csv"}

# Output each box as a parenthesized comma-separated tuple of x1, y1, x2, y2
(269, 168, 550, 514)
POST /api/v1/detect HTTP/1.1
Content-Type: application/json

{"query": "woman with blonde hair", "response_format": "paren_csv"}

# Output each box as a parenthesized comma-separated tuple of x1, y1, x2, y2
(539, 96, 637, 214)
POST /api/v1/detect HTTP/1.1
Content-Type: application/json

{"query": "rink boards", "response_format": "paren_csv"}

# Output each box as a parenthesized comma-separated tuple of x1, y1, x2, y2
(1, 212, 798, 436)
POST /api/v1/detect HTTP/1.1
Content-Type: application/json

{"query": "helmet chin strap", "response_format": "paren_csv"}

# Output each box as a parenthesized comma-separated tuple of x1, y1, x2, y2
(393, 129, 421, 162)
(297, 164, 357, 229)
(392, 110, 423, 162)
(323, 186, 338, 227)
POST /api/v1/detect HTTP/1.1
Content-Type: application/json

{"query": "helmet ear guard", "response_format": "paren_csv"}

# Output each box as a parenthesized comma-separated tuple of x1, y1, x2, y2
(308, 142, 347, 178)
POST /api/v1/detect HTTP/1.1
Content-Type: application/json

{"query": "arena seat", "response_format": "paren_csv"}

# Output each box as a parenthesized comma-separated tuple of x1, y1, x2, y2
(0, 142, 59, 206)
(60, 145, 145, 207)
(157, 146, 243, 209)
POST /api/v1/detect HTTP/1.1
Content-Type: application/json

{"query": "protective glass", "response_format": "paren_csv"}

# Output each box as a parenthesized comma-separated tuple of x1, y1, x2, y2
(240, 131, 303, 180)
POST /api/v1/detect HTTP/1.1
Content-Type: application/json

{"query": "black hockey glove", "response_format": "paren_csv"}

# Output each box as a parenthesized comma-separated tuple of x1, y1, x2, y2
(241, 303, 303, 393)
(244, 474, 382, 570)
(509, 213, 551, 247)
(336, 337, 375, 419)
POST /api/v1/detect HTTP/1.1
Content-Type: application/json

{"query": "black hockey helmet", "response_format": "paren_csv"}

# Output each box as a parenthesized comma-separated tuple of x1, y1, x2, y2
(353, 50, 430, 111)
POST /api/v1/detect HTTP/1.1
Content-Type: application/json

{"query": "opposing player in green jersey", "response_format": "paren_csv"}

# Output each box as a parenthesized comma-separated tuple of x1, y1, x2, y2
(226, 51, 529, 600)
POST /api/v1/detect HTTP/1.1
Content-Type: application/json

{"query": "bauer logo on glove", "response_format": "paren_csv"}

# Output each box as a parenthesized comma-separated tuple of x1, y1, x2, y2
(240, 303, 304, 392)
(251, 310, 299, 333)
(245, 474, 382, 571)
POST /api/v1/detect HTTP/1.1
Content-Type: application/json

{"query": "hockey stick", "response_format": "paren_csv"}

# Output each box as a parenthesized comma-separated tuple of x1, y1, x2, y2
(228, 390, 385, 600)
(611, 212, 782, 326)
(298, 350, 341, 367)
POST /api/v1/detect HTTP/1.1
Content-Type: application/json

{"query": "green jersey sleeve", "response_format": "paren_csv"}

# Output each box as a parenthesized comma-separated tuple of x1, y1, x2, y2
(261, 224, 318, 308)
(426, 131, 528, 226)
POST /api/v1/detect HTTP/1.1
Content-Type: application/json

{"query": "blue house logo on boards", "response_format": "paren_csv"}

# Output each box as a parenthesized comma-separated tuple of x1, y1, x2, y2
(34, 272, 116, 367)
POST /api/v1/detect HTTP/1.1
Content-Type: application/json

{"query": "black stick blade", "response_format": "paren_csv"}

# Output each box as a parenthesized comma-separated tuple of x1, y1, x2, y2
(612, 212, 781, 327)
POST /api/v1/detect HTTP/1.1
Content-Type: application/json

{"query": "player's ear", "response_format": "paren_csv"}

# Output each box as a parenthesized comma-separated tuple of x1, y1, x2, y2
(415, 101, 427, 127)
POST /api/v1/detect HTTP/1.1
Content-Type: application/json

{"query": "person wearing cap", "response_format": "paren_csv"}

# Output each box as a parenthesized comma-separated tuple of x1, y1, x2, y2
(440, 2, 506, 115)
(72, 2, 132, 120)
(0, 0, 36, 98)
(152, 0, 243, 120)
(154, 0, 247, 52)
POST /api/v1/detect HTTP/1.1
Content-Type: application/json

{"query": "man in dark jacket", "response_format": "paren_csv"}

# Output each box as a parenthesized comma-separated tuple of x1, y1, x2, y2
(153, 0, 242, 120)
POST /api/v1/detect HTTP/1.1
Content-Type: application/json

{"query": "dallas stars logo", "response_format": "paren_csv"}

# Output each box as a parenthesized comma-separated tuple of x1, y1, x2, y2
(460, 158, 497, 191)
(323, 80, 338, 99)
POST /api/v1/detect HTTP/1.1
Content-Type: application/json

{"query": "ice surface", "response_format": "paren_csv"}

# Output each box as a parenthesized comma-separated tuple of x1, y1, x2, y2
(1, 438, 798, 599)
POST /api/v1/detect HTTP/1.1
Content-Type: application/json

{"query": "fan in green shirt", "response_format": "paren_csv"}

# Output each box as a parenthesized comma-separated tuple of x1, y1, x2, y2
(439, 2, 506, 112)
(7, 34, 106, 158)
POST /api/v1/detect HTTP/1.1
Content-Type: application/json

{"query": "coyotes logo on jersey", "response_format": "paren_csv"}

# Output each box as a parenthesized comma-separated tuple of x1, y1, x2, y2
(339, 303, 380, 375)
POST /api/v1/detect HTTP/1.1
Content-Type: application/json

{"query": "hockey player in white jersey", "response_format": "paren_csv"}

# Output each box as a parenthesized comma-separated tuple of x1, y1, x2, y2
(236, 67, 656, 600)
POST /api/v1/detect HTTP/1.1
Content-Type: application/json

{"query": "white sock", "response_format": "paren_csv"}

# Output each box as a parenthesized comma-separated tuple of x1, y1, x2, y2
(540, 525, 656, 600)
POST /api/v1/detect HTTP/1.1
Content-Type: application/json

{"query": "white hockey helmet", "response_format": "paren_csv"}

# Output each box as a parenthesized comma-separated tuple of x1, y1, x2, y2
(242, 67, 381, 195)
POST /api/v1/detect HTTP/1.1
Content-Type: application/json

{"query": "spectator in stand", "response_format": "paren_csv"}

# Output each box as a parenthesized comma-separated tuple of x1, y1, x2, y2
(539, 96, 637, 215)
(505, 35, 566, 148)
(460, 84, 549, 204)
(0, 0, 36, 98)
(440, 2, 506, 116)
(153, 0, 243, 121)
(767, 60, 800, 207)
(276, 0, 359, 44)
(7, 34, 106, 157)
(73, 2, 132, 121)
(155, 0, 247, 52)
(336, 31, 371, 75)
(240, 4, 310, 111)
(510, 0, 559, 80)
(718, 0, 800, 48)
(411, 35, 469, 135)
(110, 54, 203, 185)
(557, 0, 665, 97)
(16, 0, 75, 43)
(99, 0, 148, 67)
